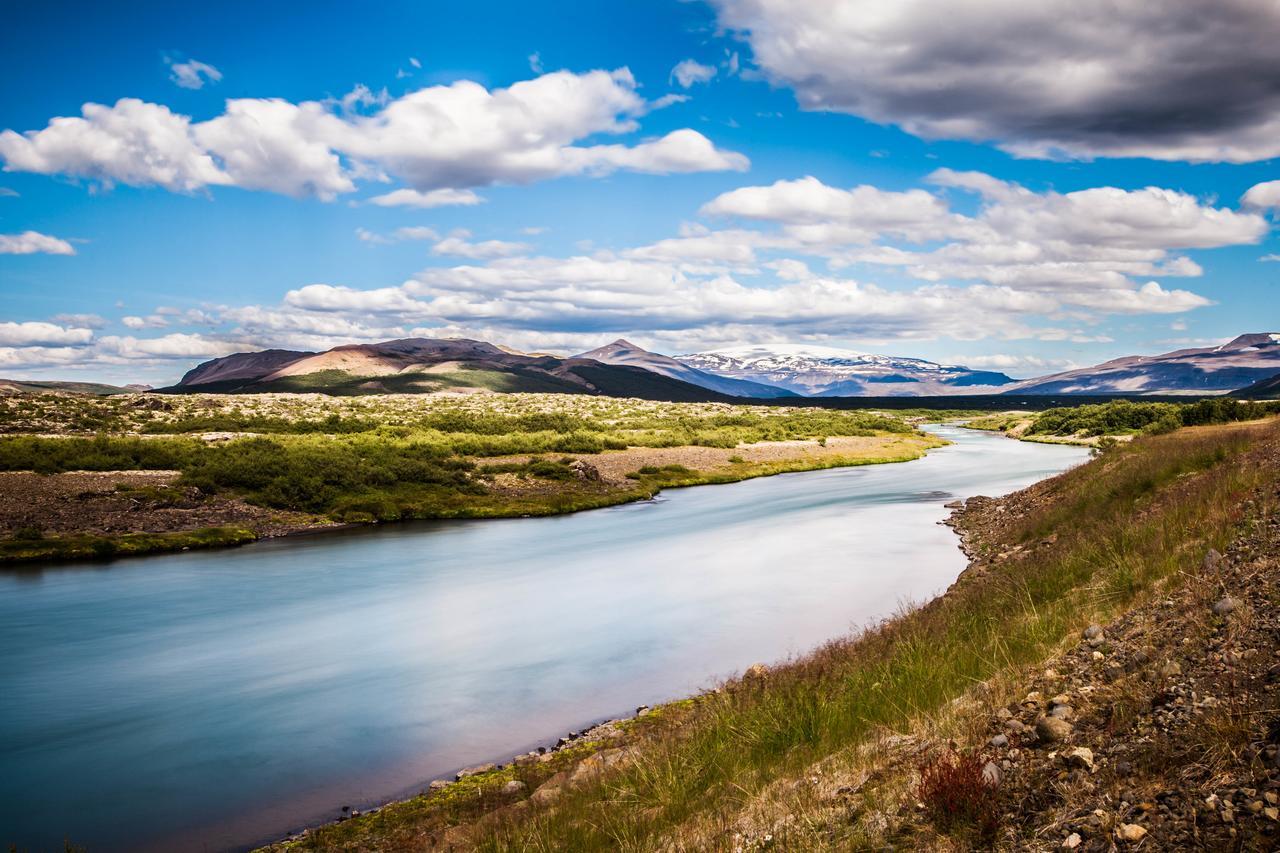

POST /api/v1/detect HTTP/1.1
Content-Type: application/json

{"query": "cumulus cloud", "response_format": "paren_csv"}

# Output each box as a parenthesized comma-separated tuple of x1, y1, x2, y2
(701, 171, 1265, 299)
(168, 59, 222, 90)
(1243, 180, 1280, 211)
(711, 0, 1280, 162)
(432, 235, 531, 259)
(0, 230, 76, 255)
(671, 59, 717, 88)
(367, 188, 483, 208)
(0, 69, 747, 199)
(0, 99, 227, 192)
(0, 321, 94, 347)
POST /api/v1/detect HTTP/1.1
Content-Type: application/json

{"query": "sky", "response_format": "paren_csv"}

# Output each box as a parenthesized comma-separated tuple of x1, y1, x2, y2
(1, 0, 1279, 385)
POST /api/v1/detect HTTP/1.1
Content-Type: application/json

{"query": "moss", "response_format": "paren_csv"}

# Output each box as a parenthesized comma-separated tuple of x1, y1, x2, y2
(0, 526, 258, 563)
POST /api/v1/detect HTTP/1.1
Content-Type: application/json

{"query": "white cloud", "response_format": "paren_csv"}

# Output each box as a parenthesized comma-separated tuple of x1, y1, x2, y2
(168, 59, 222, 90)
(121, 314, 169, 329)
(671, 59, 717, 88)
(393, 226, 440, 241)
(432, 236, 531, 259)
(710, 0, 1280, 162)
(0, 187, 17, 197)
(528, 52, 544, 74)
(51, 313, 105, 328)
(1, 69, 747, 199)
(0, 321, 93, 347)
(1261, 254, 1280, 262)
(0, 99, 227, 192)
(367, 188, 483, 208)
(1243, 180, 1280, 211)
(701, 171, 1266, 298)
(0, 230, 76, 255)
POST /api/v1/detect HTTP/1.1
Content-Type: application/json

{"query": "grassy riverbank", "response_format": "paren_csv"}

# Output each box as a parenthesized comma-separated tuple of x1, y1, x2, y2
(264, 416, 1280, 850)
(0, 392, 941, 563)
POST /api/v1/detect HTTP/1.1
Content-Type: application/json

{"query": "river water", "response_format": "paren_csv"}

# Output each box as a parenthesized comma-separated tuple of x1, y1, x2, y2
(0, 426, 1087, 851)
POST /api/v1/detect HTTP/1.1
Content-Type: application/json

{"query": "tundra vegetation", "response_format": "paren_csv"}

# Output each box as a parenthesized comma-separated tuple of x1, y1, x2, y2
(0, 392, 939, 561)
(262, 415, 1280, 851)
(968, 398, 1280, 443)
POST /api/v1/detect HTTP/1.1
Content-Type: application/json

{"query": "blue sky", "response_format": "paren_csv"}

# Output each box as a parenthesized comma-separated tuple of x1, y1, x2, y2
(2, 0, 1278, 384)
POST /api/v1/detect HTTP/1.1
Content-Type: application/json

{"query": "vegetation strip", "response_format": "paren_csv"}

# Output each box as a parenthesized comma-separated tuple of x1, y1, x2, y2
(0, 393, 941, 562)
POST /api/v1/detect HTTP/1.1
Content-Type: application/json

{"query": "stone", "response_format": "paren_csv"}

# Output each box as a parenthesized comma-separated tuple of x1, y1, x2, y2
(1083, 625, 1105, 641)
(502, 780, 527, 795)
(1266, 807, 1279, 821)
(428, 779, 451, 792)
(1065, 746, 1095, 771)
(981, 761, 1003, 786)
(530, 771, 569, 805)
(1116, 824, 1148, 843)
(1203, 548, 1222, 570)
(455, 763, 496, 781)
(944, 500, 964, 509)
(1159, 660, 1182, 678)
(1036, 716, 1074, 743)
(989, 734, 1009, 748)
(1213, 597, 1241, 616)
(1050, 704, 1075, 720)
(1062, 833, 1082, 849)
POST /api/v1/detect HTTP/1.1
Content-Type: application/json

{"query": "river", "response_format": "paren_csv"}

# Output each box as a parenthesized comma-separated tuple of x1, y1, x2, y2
(0, 426, 1088, 851)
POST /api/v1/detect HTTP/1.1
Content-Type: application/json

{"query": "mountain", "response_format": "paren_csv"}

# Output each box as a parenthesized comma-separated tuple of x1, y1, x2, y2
(1008, 334, 1280, 395)
(165, 337, 741, 402)
(676, 344, 1015, 397)
(573, 339, 797, 399)
(0, 379, 143, 395)
(1231, 370, 1280, 399)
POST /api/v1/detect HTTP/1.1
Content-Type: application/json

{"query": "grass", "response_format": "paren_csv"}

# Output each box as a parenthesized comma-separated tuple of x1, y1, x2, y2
(0, 526, 258, 562)
(266, 417, 1280, 851)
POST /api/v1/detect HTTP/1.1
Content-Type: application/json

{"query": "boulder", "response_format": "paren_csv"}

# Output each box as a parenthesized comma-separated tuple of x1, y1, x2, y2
(501, 780, 527, 795)
(455, 762, 496, 781)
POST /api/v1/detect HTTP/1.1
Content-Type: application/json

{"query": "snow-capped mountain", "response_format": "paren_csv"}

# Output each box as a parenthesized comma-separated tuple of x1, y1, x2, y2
(676, 344, 1015, 397)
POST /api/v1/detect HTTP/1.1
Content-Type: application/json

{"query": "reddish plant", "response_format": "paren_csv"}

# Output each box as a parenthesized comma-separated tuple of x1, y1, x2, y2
(916, 749, 1001, 841)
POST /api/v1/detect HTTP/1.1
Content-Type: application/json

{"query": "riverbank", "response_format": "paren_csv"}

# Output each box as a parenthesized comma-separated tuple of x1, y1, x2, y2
(0, 391, 953, 564)
(0, 430, 942, 564)
(259, 417, 1280, 851)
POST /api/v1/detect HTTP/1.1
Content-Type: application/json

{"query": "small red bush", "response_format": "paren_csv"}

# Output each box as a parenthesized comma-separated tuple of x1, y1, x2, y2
(916, 749, 1000, 840)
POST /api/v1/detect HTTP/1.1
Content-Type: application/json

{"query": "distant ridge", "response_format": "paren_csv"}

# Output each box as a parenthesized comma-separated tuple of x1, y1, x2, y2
(1008, 334, 1280, 395)
(573, 339, 797, 398)
(164, 337, 743, 402)
(677, 344, 1014, 397)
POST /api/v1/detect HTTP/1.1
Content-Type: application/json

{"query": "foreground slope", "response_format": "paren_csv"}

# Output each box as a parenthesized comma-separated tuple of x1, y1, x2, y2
(265, 417, 1280, 851)
(1009, 333, 1280, 395)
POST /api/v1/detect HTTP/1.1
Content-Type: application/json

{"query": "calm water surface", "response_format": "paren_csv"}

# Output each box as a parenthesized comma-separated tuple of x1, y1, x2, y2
(0, 426, 1087, 851)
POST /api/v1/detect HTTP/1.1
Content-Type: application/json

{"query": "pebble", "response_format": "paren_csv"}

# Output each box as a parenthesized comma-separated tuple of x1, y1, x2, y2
(1035, 716, 1073, 743)
(1065, 746, 1095, 772)
(1116, 823, 1148, 842)
(1062, 832, 1082, 848)
(1213, 597, 1241, 616)
(1083, 625, 1105, 641)
(990, 734, 1009, 748)
(982, 760, 1003, 786)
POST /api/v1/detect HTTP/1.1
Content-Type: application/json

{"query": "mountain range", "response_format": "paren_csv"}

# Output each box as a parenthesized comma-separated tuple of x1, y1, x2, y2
(675, 344, 1015, 396)
(167, 338, 740, 402)
(1004, 334, 1280, 395)
(16, 332, 1278, 401)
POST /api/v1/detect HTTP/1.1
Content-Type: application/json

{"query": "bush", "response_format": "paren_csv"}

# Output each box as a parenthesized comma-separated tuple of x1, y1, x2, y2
(917, 749, 1000, 840)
